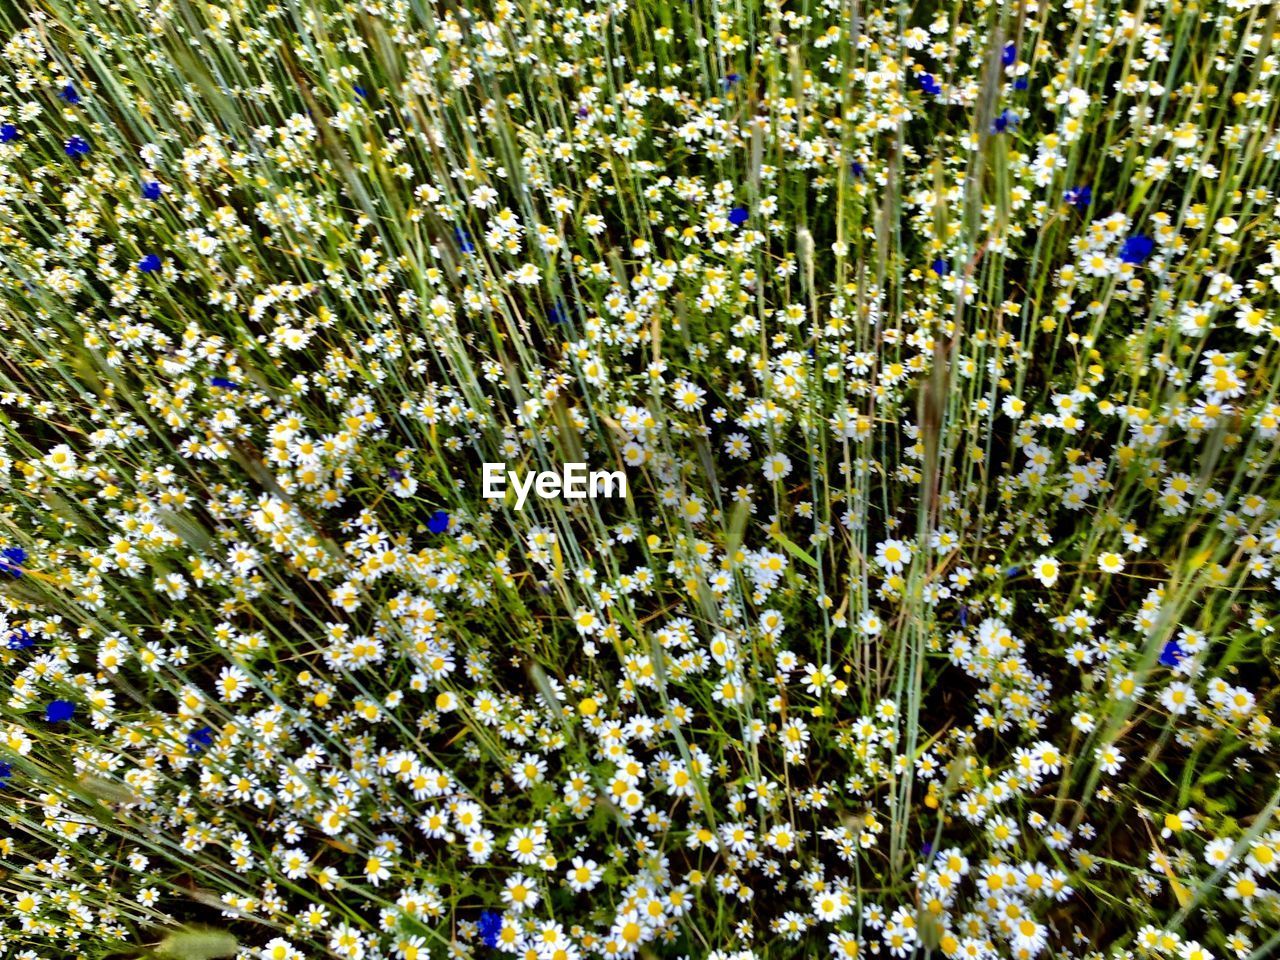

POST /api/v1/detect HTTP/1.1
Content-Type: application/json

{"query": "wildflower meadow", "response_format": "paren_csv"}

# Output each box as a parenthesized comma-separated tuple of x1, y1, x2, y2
(1, 0, 1279, 958)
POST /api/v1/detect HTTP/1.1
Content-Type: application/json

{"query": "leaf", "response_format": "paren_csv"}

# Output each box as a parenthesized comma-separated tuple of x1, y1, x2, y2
(528, 663, 565, 716)
(916, 910, 944, 950)
(769, 526, 819, 569)
(1142, 821, 1192, 908)
(1187, 546, 1214, 570)
(529, 782, 556, 809)
(157, 509, 214, 553)
(155, 927, 239, 960)
(723, 499, 750, 558)
(77, 773, 141, 807)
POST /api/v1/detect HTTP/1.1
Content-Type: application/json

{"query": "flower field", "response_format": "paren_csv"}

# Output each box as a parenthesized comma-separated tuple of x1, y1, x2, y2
(1, 0, 1279, 958)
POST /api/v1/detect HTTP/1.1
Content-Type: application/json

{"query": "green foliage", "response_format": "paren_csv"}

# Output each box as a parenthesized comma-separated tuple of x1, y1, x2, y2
(0, 0, 1278, 959)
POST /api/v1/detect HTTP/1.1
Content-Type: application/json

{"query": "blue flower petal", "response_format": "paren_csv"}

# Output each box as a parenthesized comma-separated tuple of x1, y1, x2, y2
(1119, 234, 1155, 265)
(478, 910, 503, 948)
(1, 546, 26, 577)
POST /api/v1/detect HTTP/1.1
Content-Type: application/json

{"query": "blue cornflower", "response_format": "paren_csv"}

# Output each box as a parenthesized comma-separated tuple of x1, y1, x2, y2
(1013, 77, 1029, 91)
(186, 725, 215, 752)
(59, 84, 81, 104)
(45, 699, 75, 723)
(991, 109, 1018, 134)
(0, 761, 11, 788)
(919, 73, 942, 96)
(1119, 234, 1155, 265)
(65, 135, 90, 157)
(138, 254, 162, 273)
(720, 73, 741, 90)
(728, 206, 748, 226)
(1064, 185, 1092, 211)
(354, 84, 368, 99)
(6, 629, 33, 650)
(1002, 42, 1017, 66)
(454, 228, 475, 254)
(478, 911, 503, 948)
(850, 161, 865, 179)
(0, 123, 17, 143)
(931, 258, 949, 277)
(1, 546, 26, 577)
(209, 377, 238, 389)
(142, 181, 162, 200)
(1159, 640, 1183, 668)
(428, 510, 451, 534)
(549, 300, 573, 324)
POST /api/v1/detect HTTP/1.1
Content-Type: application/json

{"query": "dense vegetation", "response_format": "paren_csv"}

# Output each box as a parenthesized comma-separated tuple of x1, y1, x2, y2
(1, 0, 1278, 958)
